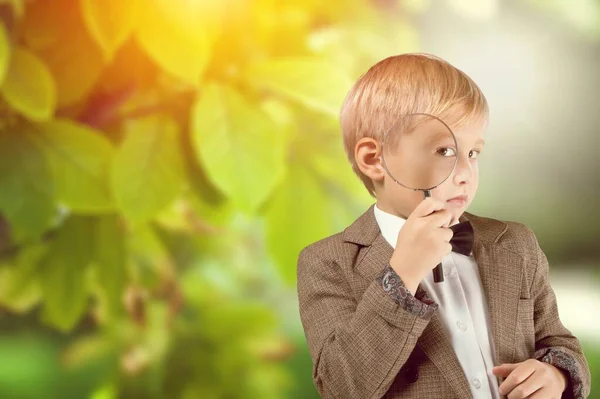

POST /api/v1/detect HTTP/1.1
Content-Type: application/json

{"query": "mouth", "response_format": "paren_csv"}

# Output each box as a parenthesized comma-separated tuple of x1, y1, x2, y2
(447, 194, 468, 206)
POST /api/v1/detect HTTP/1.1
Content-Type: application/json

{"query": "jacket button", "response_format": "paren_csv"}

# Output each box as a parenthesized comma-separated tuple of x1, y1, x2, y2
(405, 366, 419, 383)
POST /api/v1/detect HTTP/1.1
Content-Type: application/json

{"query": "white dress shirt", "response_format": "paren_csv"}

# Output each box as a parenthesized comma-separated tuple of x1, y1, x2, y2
(373, 203, 501, 399)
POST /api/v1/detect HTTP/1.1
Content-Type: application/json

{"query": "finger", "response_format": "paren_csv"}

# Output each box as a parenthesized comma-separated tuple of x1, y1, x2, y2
(440, 213, 453, 228)
(498, 362, 536, 396)
(525, 386, 549, 399)
(492, 363, 520, 378)
(412, 197, 445, 218)
(426, 209, 453, 228)
(439, 226, 454, 243)
(507, 370, 544, 399)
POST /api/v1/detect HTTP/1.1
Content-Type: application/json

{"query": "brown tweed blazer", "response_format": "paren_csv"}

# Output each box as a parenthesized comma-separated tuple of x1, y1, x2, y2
(297, 204, 591, 399)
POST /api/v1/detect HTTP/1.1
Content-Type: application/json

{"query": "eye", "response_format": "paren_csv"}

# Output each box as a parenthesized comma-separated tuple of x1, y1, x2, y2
(436, 147, 456, 157)
(469, 149, 481, 159)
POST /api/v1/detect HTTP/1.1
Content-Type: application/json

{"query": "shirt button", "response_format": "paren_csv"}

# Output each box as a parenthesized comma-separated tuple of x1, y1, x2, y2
(472, 378, 481, 389)
(456, 320, 467, 331)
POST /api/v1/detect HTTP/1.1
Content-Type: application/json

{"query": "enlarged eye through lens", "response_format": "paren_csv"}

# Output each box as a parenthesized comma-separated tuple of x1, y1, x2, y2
(436, 147, 456, 157)
(381, 113, 458, 191)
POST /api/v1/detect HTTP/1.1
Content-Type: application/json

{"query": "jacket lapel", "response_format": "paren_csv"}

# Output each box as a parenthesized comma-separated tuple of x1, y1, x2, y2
(343, 204, 523, 396)
(467, 213, 523, 367)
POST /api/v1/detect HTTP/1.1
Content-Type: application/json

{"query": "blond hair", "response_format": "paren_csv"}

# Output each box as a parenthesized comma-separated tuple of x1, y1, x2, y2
(340, 53, 489, 197)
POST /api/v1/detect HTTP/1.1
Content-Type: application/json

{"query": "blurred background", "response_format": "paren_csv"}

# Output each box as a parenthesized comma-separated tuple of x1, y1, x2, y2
(0, 0, 598, 397)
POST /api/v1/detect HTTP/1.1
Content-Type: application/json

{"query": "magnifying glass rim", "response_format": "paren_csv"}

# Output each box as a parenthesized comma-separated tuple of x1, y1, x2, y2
(380, 112, 459, 191)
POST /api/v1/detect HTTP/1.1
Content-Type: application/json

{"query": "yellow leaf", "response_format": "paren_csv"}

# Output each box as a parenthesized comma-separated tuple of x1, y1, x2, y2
(21, 0, 104, 107)
(1, 46, 56, 121)
(136, 0, 221, 85)
(0, 22, 9, 84)
(0, 0, 24, 17)
(81, 0, 138, 61)
(95, 36, 156, 94)
(246, 58, 353, 117)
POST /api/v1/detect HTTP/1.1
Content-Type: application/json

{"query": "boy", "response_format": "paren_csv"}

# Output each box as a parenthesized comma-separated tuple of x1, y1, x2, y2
(296, 54, 591, 399)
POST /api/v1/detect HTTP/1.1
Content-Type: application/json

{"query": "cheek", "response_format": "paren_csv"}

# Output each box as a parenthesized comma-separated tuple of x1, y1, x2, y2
(471, 169, 479, 189)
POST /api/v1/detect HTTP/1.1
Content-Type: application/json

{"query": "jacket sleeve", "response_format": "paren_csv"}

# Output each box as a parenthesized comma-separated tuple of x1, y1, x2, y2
(527, 229, 591, 399)
(297, 246, 438, 399)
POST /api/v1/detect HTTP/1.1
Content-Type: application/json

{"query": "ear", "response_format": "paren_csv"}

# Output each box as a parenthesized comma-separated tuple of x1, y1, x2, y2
(355, 137, 385, 183)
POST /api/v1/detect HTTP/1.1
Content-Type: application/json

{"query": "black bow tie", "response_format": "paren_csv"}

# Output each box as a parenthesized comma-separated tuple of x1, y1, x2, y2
(449, 221, 474, 256)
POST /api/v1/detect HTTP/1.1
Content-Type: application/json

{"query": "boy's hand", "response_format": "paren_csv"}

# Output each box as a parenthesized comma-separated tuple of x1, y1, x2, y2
(493, 359, 567, 398)
(389, 197, 454, 294)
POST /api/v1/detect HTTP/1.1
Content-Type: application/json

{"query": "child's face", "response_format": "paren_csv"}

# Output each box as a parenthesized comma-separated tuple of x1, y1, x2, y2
(376, 118, 486, 224)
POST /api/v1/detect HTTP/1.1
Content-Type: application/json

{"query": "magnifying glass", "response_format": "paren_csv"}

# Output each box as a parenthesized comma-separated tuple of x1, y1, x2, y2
(380, 113, 458, 283)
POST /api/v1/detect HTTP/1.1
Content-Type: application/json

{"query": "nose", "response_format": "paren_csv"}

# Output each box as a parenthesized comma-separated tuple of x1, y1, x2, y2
(452, 151, 473, 185)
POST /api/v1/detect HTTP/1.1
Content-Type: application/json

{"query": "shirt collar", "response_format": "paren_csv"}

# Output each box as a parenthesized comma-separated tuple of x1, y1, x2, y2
(373, 203, 406, 249)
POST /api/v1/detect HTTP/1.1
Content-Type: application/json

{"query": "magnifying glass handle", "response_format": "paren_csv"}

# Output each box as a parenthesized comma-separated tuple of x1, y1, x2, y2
(423, 190, 444, 283)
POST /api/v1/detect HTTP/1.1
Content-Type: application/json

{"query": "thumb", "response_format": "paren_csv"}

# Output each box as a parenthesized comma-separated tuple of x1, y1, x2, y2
(492, 363, 519, 377)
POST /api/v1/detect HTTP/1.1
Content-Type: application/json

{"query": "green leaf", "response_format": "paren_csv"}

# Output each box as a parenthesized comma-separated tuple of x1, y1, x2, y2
(32, 119, 115, 212)
(0, 265, 41, 312)
(39, 215, 94, 332)
(0, 337, 58, 398)
(191, 83, 285, 213)
(90, 384, 117, 399)
(265, 165, 331, 286)
(309, 135, 373, 207)
(203, 302, 277, 340)
(1, 46, 56, 121)
(111, 115, 185, 223)
(0, 22, 10, 85)
(81, 0, 138, 60)
(0, 241, 47, 312)
(91, 214, 126, 319)
(187, 194, 235, 229)
(245, 58, 353, 116)
(128, 222, 170, 290)
(0, 126, 56, 241)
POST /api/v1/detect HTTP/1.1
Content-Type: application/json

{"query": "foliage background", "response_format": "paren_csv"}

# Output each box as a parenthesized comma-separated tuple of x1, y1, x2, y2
(0, 0, 598, 398)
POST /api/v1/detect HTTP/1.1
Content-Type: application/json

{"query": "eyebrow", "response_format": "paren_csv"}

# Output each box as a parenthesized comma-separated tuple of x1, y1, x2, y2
(426, 131, 455, 144)
(425, 132, 486, 146)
